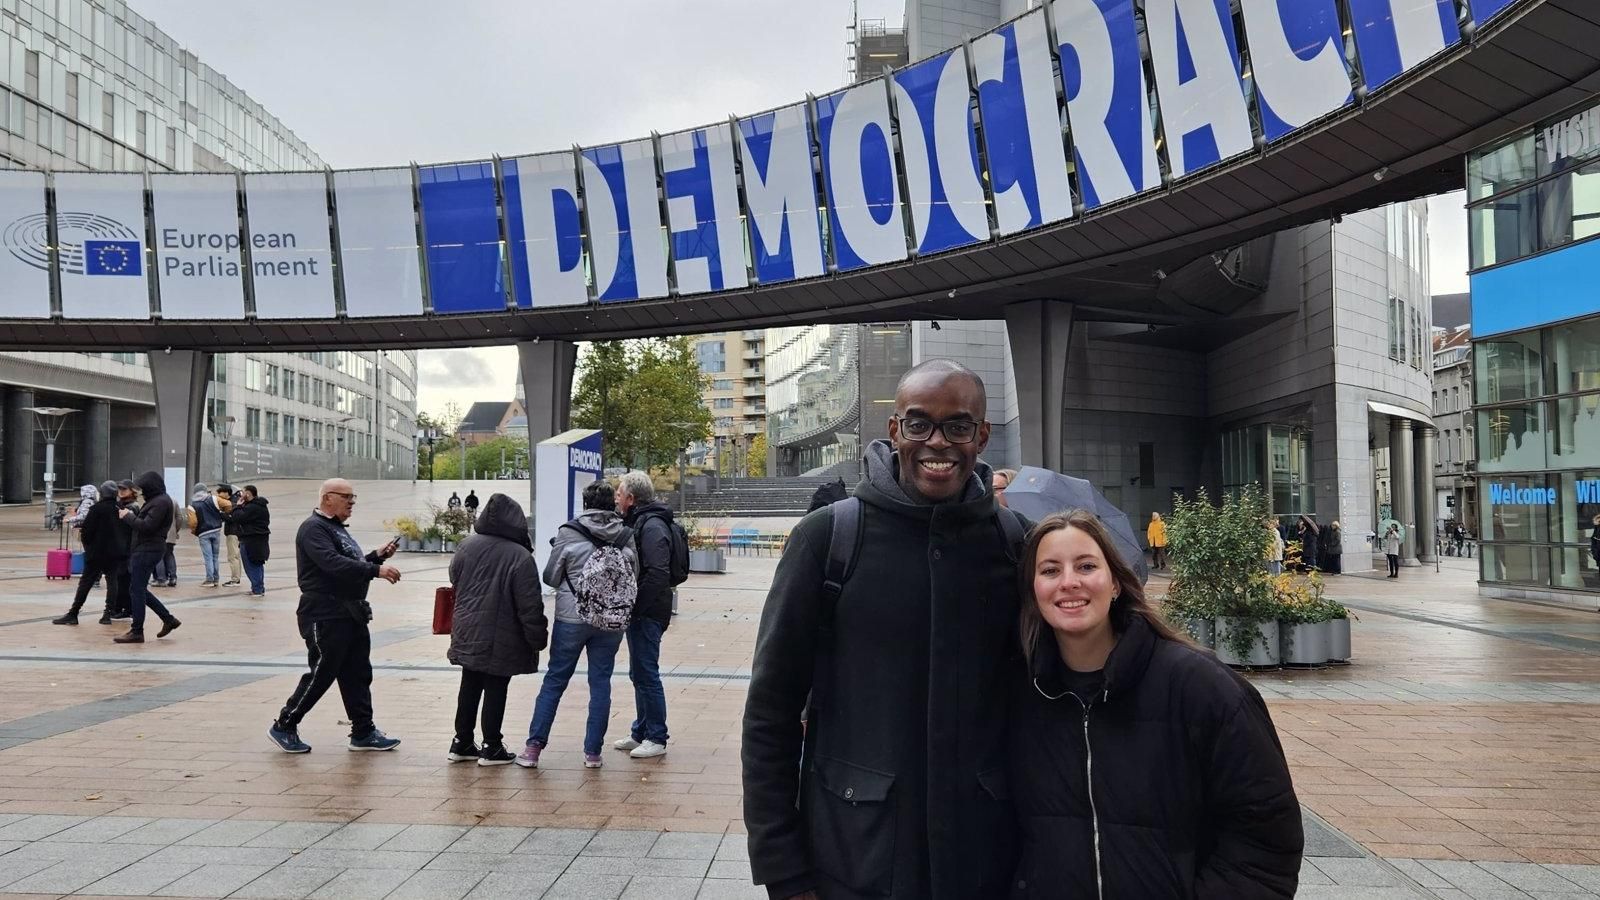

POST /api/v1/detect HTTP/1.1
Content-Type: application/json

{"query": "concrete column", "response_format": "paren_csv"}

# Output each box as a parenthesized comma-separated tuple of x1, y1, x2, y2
(147, 350, 213, 497)
(517, 339, 577, 517)
(3, 387, 35, 503)
(1003, 300, 1075, 470)
(1390, 416, 1417, 564)
(1414, 425, 1438, 563)
(85, 399, 111, 483)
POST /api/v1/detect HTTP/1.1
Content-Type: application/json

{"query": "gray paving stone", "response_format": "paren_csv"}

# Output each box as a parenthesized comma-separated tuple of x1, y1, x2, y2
(387, 868, 485, 900)
(282, 847, 437, 870)
(1421, 860, 1521, 893)
(694, 878, 770, 899)
(649, 831, 725, 860)
(178, 817, 281, 847)
(583, 829, 662, 857)
(1293, 887, 1427, 900)
(143, 843, 295, 868)
(0, 813, 87, 841)
(714, 833, 749, 862)
(423, 850, 574, 874)
(1314, 856, 1405, 887)
(228, 865, 343, 899)
(0, 840, 19, 857)
(1545, 866, 1600, 893)
(81, 858, 202, 895)
(543, 872, 630, 899)
(1298, 859, 1334, 886)
(244, 821, 344, 849)
(2, 838, 154, 866)
(1, 857, 127, 894)
(380, 823, 468, 852)
(565, 854, 711, 877)
(0, 854, 54, 889)
(622, 875, 704, 899)
(1479, 863, 1591, 893)
(515, 827, 595, 855)
(111, 816, 220, 844)
(42, 814, 153, 843)
(449, 825, 533, 854)
(706, 859, 751, 881)
(311, 821, 409, 850)
(160, 862, 275, 897)
(1391, 859, 1455, 889)
(0, 815, 27, 830)
(307, 865, 414, 900)
(462, 871, 561, 900)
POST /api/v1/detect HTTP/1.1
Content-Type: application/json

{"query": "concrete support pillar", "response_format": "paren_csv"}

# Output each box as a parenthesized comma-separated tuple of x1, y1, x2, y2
(1003, 300, 1075, 470)
(147, 350, 213, 498)
(85, 399, 111, 483)
(1414, 425, 1438, 563)
(517, 339, 577, 517)
(3, 387, 35, 503)
(1390, 417, 1417, 564)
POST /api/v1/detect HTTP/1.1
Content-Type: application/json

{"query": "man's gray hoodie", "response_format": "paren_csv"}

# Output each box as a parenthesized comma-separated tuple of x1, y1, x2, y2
(542, 509, 640, 624)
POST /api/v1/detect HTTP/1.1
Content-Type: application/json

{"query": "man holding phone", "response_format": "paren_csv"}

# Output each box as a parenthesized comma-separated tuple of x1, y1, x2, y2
(268, 477, 404, 754)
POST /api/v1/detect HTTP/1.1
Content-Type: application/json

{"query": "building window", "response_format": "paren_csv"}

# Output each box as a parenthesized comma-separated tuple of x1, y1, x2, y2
(166, 126, 176, 166)
(265, 412, 279, 444)
(244, 408, 261, 439)
(283, 416, 295, 446)
(244, 359, 262, 391)
(66, 74, 79, 121)
(265, 365, 279, 396)
(136, 111, 147, 154)
(101, 91, 114, 137)
(24, 51, 38, 100)
(697, 341, 726, 374)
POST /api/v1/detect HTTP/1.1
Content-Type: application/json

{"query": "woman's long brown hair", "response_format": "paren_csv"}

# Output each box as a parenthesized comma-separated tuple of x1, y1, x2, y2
(1019, 509, 1193, 671)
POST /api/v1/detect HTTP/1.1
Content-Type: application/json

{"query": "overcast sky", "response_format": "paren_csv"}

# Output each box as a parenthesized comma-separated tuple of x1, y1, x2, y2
(133, 0, 1468, 416)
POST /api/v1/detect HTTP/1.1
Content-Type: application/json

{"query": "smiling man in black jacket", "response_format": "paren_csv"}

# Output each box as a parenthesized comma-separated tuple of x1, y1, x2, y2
(743, 360, 1024, 900)
(268, 477, 402, 754)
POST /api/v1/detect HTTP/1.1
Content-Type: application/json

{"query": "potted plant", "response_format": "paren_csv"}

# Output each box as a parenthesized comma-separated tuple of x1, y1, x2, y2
(421, 525, 444, 553)
(1214, 589, 1282, 667)
(1160, 592, 1216, 649)
(1275, 570, 1331, 666)
(1166, 485, 1279, 667)
(1324, 597, 1354, 664)
(683, 512, 726, 574)
(386, 516, 423, 552)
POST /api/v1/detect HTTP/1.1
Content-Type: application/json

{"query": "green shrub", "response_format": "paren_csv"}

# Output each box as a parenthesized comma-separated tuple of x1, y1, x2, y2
(1165, 485, 1277, 659)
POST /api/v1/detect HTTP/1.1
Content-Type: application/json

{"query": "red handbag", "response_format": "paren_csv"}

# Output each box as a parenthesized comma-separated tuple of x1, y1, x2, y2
(432, 586, 455, 635)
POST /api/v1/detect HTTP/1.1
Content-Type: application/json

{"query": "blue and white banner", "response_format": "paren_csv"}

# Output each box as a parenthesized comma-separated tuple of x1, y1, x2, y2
(244, 172, 337, 320)
(736, 103, 827, 283)
(582, 139, 669, 303)
(333, 168, 424, 319)
(893, 50, 988, 254)
(1052, 0, 1160, 209)
(1346, 0, 1460, 92)
(972, 8, 1074, 234)
(1241, 0, 1353, 141)
(419, 161, 508, 314)
(659, 124, 748, 295)
(505, 151, 588, 308)
(1144, 0, 1255, 179)
(53, 172, 151, 320)
(0, 171, 51, 319)
(151, 174, 246, 320)
(815, 80, 908, 272)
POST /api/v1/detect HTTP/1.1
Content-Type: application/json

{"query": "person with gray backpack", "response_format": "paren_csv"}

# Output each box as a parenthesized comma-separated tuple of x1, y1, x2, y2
(519, 480, 639, 770)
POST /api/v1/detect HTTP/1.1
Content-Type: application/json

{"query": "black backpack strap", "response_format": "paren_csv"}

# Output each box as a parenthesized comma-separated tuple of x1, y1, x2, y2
(560, 521, 606, 548)
(993, 508, 1026, 564)
(609, 529, 633, 549)
(823, 497, 862, 603)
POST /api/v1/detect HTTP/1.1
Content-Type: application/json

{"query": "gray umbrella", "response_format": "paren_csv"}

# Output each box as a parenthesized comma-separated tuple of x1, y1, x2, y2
(1001, 466, 1149, 583)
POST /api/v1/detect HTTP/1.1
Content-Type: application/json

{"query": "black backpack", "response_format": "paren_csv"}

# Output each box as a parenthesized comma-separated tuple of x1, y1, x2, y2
(821, 497, 1026, 602)
(636, 508, 690, 586)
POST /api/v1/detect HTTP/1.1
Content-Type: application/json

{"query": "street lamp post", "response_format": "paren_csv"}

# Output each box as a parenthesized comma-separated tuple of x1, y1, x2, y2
(24, 407, 79, 528)
(335, 415, 356, 477)
(220, 415, 235, 482)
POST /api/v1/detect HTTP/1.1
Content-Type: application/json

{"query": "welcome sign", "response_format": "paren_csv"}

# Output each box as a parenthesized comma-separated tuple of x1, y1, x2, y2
(0, 0, 1516, 322)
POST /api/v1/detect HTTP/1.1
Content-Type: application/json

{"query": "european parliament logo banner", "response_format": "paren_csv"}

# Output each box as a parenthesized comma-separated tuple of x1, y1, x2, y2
(658, 123, 748, 295)
(0, 170, 51, 319)
(53, 172, 151, 320)
(1052, 0, 1160, 210)
(245, 172, 336, 320)
(151, 174, 246, 320)
(735, 103, 827, 284)
(504, 151, 588, 308)
(892, 50, 987, 256)
(333, 168, 425, 318)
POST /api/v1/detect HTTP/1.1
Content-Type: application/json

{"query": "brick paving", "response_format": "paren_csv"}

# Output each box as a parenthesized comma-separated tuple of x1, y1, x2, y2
(0, 480, 1597, 896)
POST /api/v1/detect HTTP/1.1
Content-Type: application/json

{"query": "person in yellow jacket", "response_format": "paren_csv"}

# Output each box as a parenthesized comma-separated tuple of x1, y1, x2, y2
(1147, 512, 1168, 570)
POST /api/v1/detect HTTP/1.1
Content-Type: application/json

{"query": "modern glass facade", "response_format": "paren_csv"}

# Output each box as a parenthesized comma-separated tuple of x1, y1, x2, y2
(1469, 94, 1600, 594)
(1220, 424, 1315, 520)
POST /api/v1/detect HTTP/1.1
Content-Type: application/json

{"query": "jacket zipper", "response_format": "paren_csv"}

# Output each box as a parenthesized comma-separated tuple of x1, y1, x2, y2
(1072, 692, 1105, 900)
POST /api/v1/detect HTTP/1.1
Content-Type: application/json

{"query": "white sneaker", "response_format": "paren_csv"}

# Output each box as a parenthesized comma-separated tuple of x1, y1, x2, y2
(613, 737, 640, 752)
(629, 740, 667, 759)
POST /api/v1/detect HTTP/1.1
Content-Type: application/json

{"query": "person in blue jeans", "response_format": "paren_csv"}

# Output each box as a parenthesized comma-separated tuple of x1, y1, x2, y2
(519, 481, 637, 769)
(615, 472, 674, 758)
(114, 471, 181, 643)
(191, 483, 225, 587)
(231, 485, 271, 596)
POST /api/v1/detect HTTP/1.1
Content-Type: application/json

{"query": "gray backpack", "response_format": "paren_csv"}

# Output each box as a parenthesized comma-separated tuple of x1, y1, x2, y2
(561, 522, 637, 632)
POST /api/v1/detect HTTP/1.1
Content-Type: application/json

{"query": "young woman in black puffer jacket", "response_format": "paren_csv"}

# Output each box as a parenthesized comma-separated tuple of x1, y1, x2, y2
(1008, 510, 1303, 899)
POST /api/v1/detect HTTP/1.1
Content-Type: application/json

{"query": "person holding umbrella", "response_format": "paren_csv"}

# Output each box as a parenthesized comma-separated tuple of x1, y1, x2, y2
(1008, 509, 1303, 897)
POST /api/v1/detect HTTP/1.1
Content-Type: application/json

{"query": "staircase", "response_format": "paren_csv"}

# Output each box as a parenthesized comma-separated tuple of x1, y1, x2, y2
(670, 476, 854, 517)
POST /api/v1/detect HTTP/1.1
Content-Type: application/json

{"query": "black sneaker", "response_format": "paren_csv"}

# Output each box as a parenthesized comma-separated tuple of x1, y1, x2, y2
(349, 729, 401, 752)
(447, 737, 479, 763)
(268, 721, 311, 753)
(478, 743, 516, 767)
(157, 617, 181, 638)
(97, 614, 112, 625)
(52, 613, 78, 625)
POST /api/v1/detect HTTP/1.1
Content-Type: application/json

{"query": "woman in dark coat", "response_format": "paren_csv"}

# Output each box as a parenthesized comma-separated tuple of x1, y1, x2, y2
(1319, 520, 1344, 574)
(447, 493, 548, 766)
(1009, 510, 1303, 899)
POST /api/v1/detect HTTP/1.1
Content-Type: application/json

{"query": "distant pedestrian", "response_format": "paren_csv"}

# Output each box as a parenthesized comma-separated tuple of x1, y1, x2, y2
(190, 483, 225, 587)
(268, 478, 403, 754)
(521, 481, 637, 770)
(805, 477, 847, 513)
(448, 491, 463, 511)
(53, 482, 124, 626)
(151, 508, 180, 587)
(1295, 516, 1319, 572)
(464, 490, 480, 520)
(114, 470, 181, 643)
(232, 485, 271, 596)
(69, 483, 97, 530)
(1266, 519, 1285, 576)
(1383, 524, 1402, 578)
(1321, 520, 1344, 575)
(446, 493, 548, 766)
(108, 481, 137, 618)
(993, 467, 1018, 509)
(616, 470, 676, 759)
(220, 484, 242, 586)
(1147, 511, 1168, 569)
(1591, 515, 1600, 565)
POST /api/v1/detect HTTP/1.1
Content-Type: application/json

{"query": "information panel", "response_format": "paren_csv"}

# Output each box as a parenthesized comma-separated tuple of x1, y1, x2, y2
(54, 172, 151, 320)
(151, 173, 246, 320)
(0, 170, 51, 318)
(334, 168, 425, 318)
(245, 172, 336, 319)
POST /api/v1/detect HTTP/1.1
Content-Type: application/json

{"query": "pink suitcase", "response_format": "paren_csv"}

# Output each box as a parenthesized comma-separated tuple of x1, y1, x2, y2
(45, 548, 72, 580)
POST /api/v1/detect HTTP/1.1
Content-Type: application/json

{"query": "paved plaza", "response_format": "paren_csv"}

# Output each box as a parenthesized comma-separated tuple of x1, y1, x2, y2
(0, 480, 1597, 897)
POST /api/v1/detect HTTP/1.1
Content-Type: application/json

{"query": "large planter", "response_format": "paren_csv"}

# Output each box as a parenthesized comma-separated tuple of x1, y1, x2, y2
(422, 537, 443, 553)
(1281, 621, 1330, 665)
(1215, 617, 1281, 667)
(1327, 617, 1352, 663)
(400, 537, 421, 552)
(443, 540, 458, 553)
(689, 549, 726, 574)
(1182, 617, 1215, 649)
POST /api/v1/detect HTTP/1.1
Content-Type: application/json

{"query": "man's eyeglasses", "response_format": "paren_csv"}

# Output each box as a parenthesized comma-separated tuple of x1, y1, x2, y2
(894, 416, 980, 444)
(328, 491, 357, 501)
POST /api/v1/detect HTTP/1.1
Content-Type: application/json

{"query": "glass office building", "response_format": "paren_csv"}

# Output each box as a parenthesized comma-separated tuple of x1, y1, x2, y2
(1469, 94, 1600, 598)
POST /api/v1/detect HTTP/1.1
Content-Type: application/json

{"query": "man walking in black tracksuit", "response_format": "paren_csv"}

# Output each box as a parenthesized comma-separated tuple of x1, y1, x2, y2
(115, 470, 181, 644)
(268, 477, 403, 753)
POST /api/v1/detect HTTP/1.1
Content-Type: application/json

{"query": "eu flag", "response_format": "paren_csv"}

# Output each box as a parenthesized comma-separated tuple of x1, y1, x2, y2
(83, 240, 142, 276)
